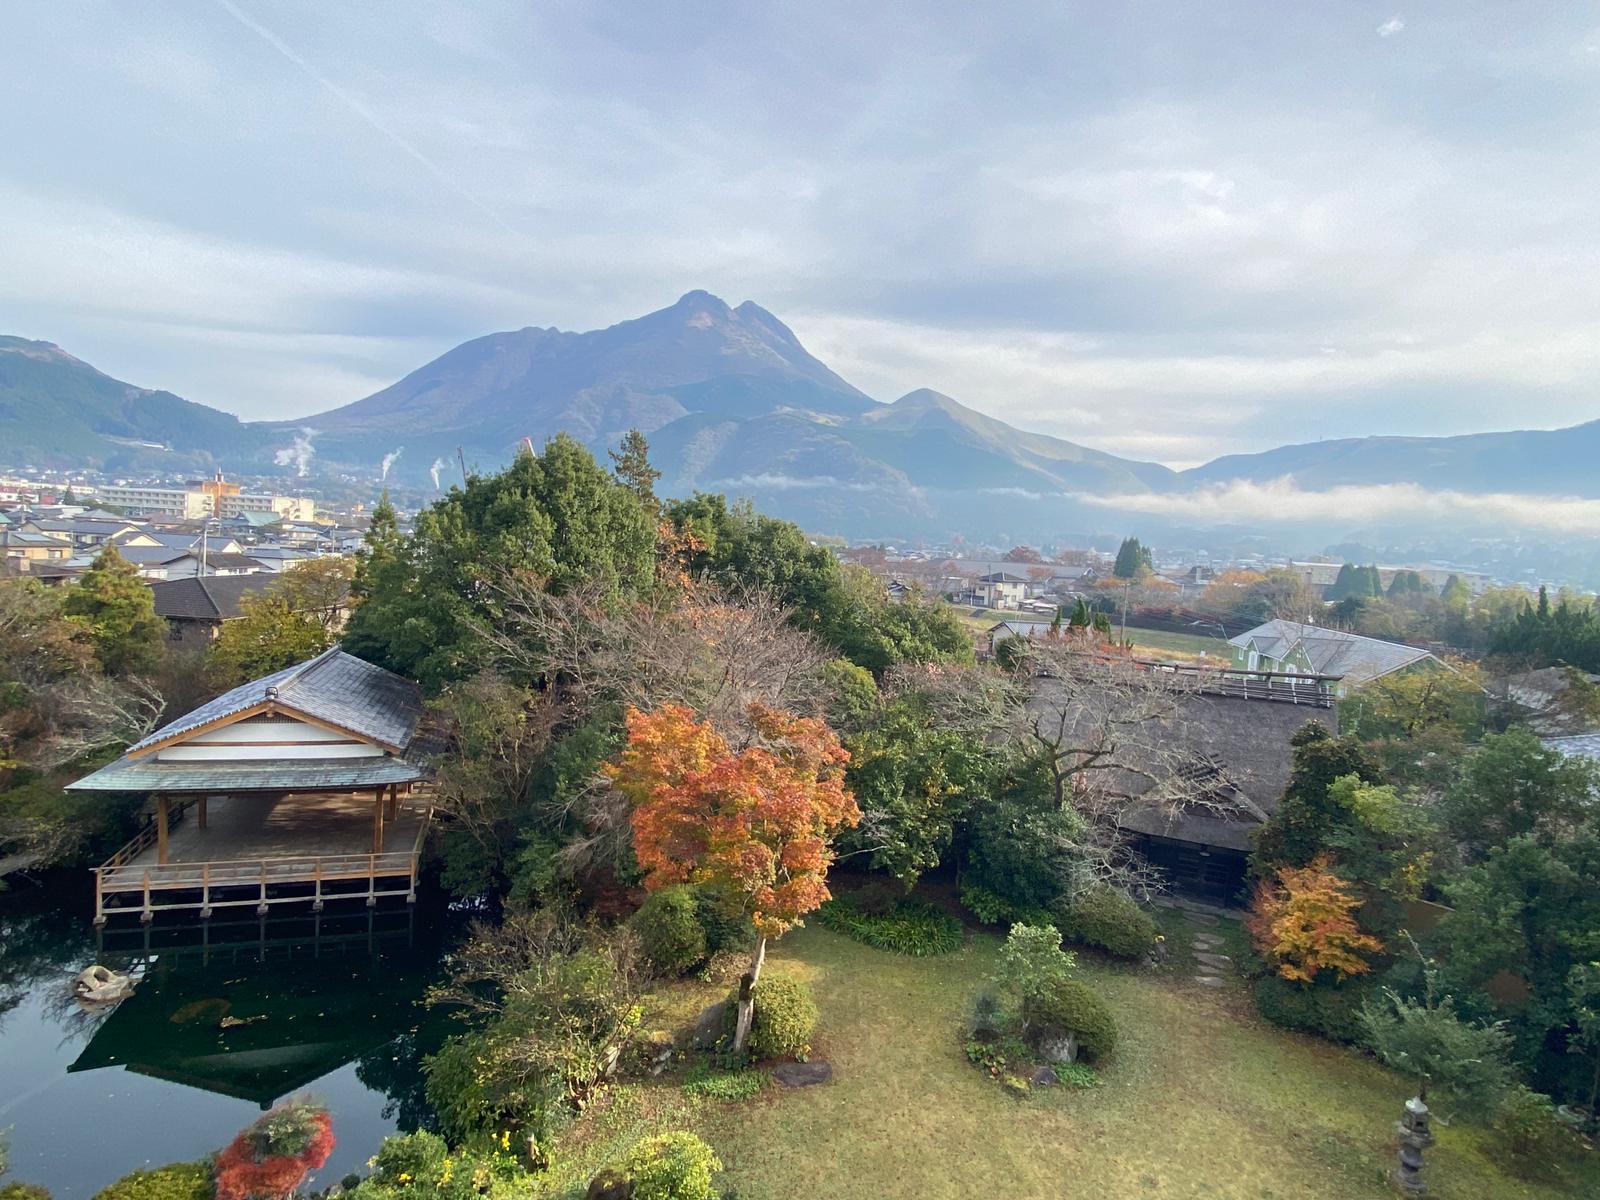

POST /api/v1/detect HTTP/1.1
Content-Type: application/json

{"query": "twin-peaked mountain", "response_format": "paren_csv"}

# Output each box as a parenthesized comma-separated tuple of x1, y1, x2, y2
(4, 290, 1599, 539)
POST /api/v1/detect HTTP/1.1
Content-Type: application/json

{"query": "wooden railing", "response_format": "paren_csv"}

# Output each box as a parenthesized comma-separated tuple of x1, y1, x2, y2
(101, 799, 193, 870)
(93, 802, 433, 924)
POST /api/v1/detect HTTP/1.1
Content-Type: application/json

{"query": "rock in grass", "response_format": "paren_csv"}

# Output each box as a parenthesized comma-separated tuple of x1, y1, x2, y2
(1194, 952, 1233, 971)
(773, 1060, 832, 1087)
(691, 1001, 729, 1050)
(1194, 975, 1226, 988)
(1028, 1065, 1059, 1088)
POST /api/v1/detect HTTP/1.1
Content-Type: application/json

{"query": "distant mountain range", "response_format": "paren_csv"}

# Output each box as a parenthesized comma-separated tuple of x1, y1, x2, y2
(3, 292, 1597, 541)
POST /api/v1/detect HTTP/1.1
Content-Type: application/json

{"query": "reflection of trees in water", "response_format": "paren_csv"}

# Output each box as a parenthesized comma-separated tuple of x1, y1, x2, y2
(0, 881, 102, 1039)
(354, 1022, 448, 1133)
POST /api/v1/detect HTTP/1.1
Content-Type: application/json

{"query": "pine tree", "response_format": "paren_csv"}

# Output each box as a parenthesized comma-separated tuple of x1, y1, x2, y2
(61, 545, 164, 676)
(1113, 537, 1152, 580)
(352, 489, 402, 603)
(609, 428, 662, 509)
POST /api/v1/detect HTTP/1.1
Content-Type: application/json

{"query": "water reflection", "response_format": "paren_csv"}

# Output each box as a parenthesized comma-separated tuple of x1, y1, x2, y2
(0, 877, 455, 1199)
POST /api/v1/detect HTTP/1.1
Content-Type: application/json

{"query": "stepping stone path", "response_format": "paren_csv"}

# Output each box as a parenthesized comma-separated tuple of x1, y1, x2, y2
(1193, 975, 1226, 989)
(1194, 951, 1233, 971)
(773, 1060, 833, 1088)
(1187, 912, 1220, 927)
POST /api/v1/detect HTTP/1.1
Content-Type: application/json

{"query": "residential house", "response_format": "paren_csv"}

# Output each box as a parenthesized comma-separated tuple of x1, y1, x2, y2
(1227, 619, 1435, 689)
(987, 618, 1056, 655)
(149, 572, 351, 649)
(974, 571, 1028, 609)
(0, 529, 73, 574)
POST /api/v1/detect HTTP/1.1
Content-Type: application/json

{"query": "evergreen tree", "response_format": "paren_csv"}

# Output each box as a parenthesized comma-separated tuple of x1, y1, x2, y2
(1440, 574, 1472, 608)
(1112, 537, 1153, 580)
(61, 545, 163, 677)
(353, 489, 401, 603)
(609, 428, 662, 510)
(1251, 723, 1383, 875)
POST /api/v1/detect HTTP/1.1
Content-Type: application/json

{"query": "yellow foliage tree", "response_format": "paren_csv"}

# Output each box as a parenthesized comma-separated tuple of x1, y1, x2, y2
(1246, 854, 1384, 984)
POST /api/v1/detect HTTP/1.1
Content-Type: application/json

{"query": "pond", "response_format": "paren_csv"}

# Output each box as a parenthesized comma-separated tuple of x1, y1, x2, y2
(0, 874, 461, 1198)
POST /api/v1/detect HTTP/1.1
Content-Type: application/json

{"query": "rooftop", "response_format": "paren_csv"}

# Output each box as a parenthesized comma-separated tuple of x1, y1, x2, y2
(1228, 619, 1434, 685)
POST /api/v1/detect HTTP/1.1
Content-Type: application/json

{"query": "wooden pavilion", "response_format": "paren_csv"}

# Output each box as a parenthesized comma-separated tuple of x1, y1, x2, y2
(69, 648, 434, 923)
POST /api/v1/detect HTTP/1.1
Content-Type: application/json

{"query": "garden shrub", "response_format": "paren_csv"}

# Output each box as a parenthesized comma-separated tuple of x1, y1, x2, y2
(88, 1164, 210, 1200)
(693, 890, 756, 957)
(631, 885, 707, 975)
(959, 881, 1053, 928)
(617, 1132, 722, 1200)
(352, 1131, 526, 1200)
(1253, 974, 1373, 1044)
(2, 1187, 51, 1200)
(1024, 977, 1118, 1060)
(994, 923, 1075, 1008)
(737, 974, 818, 1059)
(1054, 887, 1160, 959)
(1492, 1086, 1584, 1174)
(813, 896, 962, 956)
(1055, 1062, 1100, 1090)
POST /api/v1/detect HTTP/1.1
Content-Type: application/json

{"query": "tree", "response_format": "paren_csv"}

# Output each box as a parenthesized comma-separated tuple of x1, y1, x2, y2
(1247, 855, 1384, 984)
(1112, 537, 1152, 580)
(1567, 962, 1600, 1118)
(609, 428, 661, 510)
(1341, 659, 1486, 743)
(1360, 949, 1515, 1119)
(61, 545, 163, 676)
(1004, 545, 1044, 564)
(204, 560, 355, 689)
(353, 490, 401, 604)
(343, 436, 658, 688)
(1251, 723, 1382, 874)
(606, 702, 859, 1052)
(840, 690, 993, 887)
(1439, 728, 1598, 862)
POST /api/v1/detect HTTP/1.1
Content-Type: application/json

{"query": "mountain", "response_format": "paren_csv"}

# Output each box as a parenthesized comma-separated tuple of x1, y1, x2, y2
(1182, 422, 1600, 496)
(0, 336, 266, 472)
(283, 290, 876, 478)
(6, 291, 1600, 544)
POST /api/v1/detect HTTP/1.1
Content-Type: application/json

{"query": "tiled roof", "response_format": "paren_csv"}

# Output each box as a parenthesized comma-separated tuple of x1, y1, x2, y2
(128, 648, 424, 755)
(1227, 619, 1433, 685)
(66, 756, 423, 793)
(148, 575, 276, 620)
(1542, 733, 1600, 763)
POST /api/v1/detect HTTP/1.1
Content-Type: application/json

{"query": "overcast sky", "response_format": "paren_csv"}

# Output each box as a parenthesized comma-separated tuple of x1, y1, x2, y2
(2, 2, 1598, 467)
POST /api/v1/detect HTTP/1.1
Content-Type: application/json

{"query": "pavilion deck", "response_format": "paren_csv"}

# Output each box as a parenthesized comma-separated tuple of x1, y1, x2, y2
(95, 788, 433, 923)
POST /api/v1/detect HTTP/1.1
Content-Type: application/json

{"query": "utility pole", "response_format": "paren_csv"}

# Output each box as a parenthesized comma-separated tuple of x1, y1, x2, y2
(456, 446, 468, 485)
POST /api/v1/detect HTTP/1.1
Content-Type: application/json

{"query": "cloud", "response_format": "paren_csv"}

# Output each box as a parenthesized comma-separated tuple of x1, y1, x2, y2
(1377, 17, 1405, 38)
(1073, 479, 1600, 534)
(706, 473, 886, 493)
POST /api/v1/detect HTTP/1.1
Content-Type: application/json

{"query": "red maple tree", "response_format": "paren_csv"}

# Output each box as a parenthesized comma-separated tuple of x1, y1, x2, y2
(607, 702, 858, 1050)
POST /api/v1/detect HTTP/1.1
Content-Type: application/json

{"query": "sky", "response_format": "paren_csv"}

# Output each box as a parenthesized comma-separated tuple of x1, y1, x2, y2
(2, 2, 1599, 469)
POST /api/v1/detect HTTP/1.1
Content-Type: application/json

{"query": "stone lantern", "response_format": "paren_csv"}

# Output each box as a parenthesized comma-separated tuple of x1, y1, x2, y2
(1392, 1095, 1434, 1193)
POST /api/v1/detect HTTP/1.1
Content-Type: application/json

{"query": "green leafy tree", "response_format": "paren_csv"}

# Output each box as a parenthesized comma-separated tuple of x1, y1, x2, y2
(1360, 948, 1516, 1119)
(352, 489, 402, 603)
(1251, 724, 1383, 875)
(61, 545, 163, 676)
(1567, 962, 1600, 1117)
(1112, 537, 1152, 580)
(840, 694, 993, 887)
(1440, 728, 1598, 862)
(344, 436, 658, 688)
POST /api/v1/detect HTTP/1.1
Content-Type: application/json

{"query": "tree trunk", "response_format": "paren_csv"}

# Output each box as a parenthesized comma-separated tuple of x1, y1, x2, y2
(732, 936, 767, 1054)
(1587, 1049, 1599, 1116)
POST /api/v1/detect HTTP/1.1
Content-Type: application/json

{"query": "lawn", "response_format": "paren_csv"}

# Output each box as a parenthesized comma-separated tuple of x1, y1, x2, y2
(541, 916, 1597, 1199)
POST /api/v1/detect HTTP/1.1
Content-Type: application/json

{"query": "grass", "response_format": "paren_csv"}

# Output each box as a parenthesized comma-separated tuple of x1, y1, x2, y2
(540, 923, 1597, 1200)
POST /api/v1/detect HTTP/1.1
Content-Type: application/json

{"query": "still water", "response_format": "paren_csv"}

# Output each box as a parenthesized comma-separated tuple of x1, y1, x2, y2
(0, 876, 459, 1198)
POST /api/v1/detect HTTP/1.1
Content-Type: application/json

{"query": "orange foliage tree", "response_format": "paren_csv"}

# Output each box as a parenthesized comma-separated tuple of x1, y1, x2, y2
(1246, 854, 1384, 984)
(607, 702, 859, 1051)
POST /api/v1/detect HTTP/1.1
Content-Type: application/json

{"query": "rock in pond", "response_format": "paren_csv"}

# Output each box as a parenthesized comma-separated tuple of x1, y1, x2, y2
(772, 1060, 833, 1088)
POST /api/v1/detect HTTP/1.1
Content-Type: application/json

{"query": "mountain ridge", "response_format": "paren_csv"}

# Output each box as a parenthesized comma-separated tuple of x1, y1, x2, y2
(3, 293, 1598, 541)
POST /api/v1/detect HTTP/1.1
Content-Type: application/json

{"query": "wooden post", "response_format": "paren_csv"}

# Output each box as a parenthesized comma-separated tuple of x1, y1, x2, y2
(198, 795, 209, 831)
(156, 795, 170, 865)
(372, 788, 385, 853)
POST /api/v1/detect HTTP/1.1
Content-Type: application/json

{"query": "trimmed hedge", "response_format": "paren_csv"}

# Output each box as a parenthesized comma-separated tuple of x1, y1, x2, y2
(1054, 888, 1160, 960)
(1024, 977, 1118, 1060)
(631, 885, 708, 975)
(736, 974, 818, 1059)
(89, 1164, 213, 1200)
(1252, 974, 1372, 1044)
(814, 896, 962, 956)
